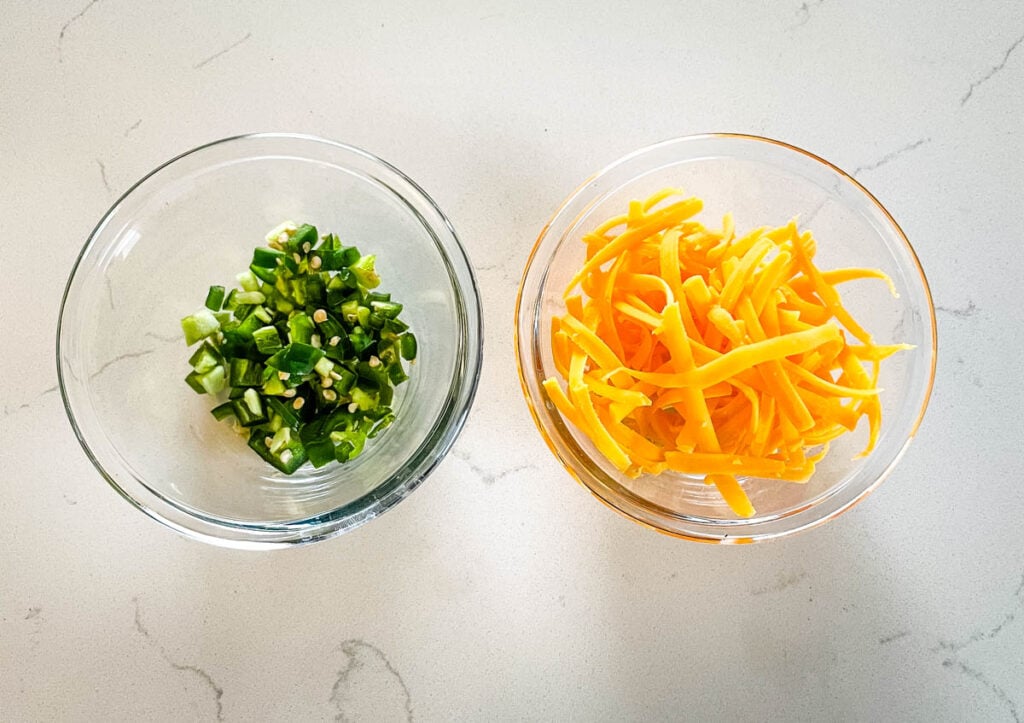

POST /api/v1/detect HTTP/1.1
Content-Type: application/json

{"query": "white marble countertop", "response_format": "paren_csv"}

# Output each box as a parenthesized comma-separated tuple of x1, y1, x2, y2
(3, 2, 1023, 720)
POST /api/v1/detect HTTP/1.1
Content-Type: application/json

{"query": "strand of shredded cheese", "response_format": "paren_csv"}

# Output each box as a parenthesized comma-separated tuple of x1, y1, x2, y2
(543, 189, 907, 518)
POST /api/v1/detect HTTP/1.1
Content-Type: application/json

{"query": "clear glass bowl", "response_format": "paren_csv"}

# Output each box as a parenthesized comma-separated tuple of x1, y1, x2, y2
(515, 134, 936, 543)
(58, 133, 483, 548)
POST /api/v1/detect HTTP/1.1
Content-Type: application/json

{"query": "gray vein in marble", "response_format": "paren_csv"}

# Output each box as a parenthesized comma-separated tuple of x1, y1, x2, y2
(133, 598, 225, 721)
(89, 349, 156, 380)
(96, 158, 111, 193)
(751, 571, 808, 596)
(57, 0, 101, 62)
(171, 663, 225, 720)
(24, 607, 42, 620)
(194, 32, 252, 69)
(938, 572, 1024, 654)
(932, 573, 1024, 721)
(474, 250, 518, 281)
(132, 597, 151, 638)
(850, 138, 930, 177)
(125, 119, 142, 136)
(936, 300, 978, 318)
(879, 630, 910, 645)
(452, 448, 536, 485)
(942, 659, 1020, 722)
(790, 0, 826, 29)
(800, 177, 844, 227)
(3, 385, 58, 419)
(801, 197, 830, 228)
(888, 309, 909, 344)
(493, 465, 534, 483)
(145, 330, 182, 343)
(961, 30, 1024, 106)
(331, 639, 413, 722)
(105, 277, 115, 310)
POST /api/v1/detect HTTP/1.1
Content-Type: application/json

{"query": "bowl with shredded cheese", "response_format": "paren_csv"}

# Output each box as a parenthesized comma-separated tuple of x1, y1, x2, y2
(515, 134, 936, 542)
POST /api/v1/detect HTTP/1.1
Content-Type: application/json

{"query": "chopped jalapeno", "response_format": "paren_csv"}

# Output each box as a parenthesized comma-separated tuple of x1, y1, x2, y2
(180, 221, 416, 473)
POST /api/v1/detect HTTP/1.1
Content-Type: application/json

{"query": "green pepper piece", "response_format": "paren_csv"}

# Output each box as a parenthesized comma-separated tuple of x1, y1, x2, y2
(204, 285, 226, 311)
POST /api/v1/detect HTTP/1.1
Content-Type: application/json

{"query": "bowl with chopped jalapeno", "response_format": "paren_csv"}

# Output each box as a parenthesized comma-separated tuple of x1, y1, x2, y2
(58, 133, 482, 548)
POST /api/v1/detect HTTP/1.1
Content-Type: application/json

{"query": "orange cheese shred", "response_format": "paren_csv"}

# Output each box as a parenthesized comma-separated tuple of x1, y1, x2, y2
(542, 190, 907, 517)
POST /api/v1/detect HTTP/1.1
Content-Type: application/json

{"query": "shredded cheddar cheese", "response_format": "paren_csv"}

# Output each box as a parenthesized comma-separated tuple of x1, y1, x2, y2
(544, 189, 909, 518)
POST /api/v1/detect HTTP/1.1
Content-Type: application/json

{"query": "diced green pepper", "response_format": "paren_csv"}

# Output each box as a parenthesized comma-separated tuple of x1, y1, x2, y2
(182, 221, 415, 475)
(204, 285, 225, 311)
(333, 367, 356, 394)
(350, 386, 377, 411)
(243, 387, 262, 416)
(252, 247, 284, 268)
(400, 333, 417, 360)
(349, 255, 380, 289)
(247, 429, 306, 473)
(235, 312, 265, 338)
(320, 246, 361, 271)
(315, 311, 345, 337)
(304, 275, 326, 305)
(265, 342, 325, 375)
(234, 291, 266, 305)
(370, 300, 403, 319)
(387, 362, 408, 385)
(210, 401, 235, 421)
(340, 299, 360, 324)
(266, 397, 301, 430)
(303, 435, 337, 468)
(288, 313, 315, 345)
(289, 224, 318, 252)
(185, 370, 206, 394)
(262, 376, 286, 396)
(348, 326, 374, 355)
(249, 263, 277, 284)
(232, 396, 267, 427)
(181, 308, 221, 345)
(237, 270, 260, 292)
(189, 341, 223, 374)
(197, 365, 226, 395)
(313, 357, 334, 377)
(229, 358, 264, 387)
(268, 426, 292, 455)
(356, 306, 371, 328)
(253, 325, 283, 355)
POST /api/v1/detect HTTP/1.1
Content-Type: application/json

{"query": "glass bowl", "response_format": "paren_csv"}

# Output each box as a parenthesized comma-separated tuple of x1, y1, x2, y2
(515, 133, 936, 543)
(58, 133, 483, 548)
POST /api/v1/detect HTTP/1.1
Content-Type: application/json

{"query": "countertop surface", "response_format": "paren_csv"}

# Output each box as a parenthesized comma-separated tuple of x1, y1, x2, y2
(3, 2, 1023, 720)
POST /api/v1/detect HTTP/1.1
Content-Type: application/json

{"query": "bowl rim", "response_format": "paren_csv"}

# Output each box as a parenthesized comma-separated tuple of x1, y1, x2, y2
(56, 131, 484, 549)
(514, 132, 937, 543)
